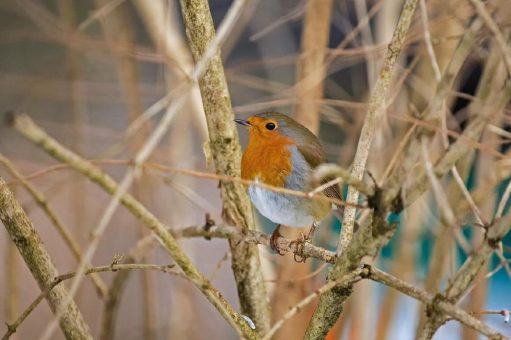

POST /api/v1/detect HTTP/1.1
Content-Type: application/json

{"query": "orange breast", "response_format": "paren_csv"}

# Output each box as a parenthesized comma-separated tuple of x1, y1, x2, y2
(241, 131, 293, 188)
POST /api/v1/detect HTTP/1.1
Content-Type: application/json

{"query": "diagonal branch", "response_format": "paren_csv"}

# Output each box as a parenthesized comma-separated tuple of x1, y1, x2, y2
(0, 153, 108, 297)
(366, 266, 506, 340)
(8, 113, 257, 339)
(468, 0, 511, 74)
(416, 212, 511, 339)
(0, 176, 92, 340)
(2, 262, 183, 340)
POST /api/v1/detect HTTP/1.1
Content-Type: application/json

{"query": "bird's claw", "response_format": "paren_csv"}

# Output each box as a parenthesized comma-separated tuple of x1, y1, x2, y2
(289, 233, 310, 263)
(270, 225, 285, 255)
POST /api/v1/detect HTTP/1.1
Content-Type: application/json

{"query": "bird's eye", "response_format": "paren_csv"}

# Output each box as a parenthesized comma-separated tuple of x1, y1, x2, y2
(265, 122, 276, 130)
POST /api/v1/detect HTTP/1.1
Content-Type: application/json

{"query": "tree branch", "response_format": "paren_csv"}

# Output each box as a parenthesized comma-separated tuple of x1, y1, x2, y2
(336, 0, 418, 253)
(304, 1, 419, 337)
(172, 224, 337, 264)
(468, 0, 511, 74)
(365, 266, 506, 340)
(417, 212, 511, 339)
(0, 153, 108, 297)
(7, 113, 257, 339)
(0, 176, 92, 340)
(179, 0, 270, 333)
(2, 263, 184, 340)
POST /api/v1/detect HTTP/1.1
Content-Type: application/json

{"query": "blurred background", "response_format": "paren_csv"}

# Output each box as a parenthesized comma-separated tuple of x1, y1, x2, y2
(0, 0, 510, 339)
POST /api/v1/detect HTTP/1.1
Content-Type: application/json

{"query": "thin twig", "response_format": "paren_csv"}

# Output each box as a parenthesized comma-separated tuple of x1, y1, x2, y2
(495, 179, 511, 218)
(0, 153, 108, 297)
(2, 263, 183, 340)
(419, 0, 442, 80)
(468, 0, 511, 74)
(78, 0, 126, 31)
(366, 266, 506, 339)
(420, 139, 471, 254)
(470, 309, 510, 323)
(16, 159, 367, 209)
(337, 0, 419, 252)
(262, 269, 364, 340)
(208, 251, 231, 282)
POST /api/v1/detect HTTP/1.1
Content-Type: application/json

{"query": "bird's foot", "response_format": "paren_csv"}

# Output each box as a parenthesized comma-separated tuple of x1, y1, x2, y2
(289, 233, 310, 263)
(270, 224, 285, 256)
(289, 223, 318, 263)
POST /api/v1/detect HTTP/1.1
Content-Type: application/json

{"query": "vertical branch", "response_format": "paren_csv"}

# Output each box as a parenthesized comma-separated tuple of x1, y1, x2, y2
(337, 0, 418, 253)
(304, 1, 419, 338)
(56, 0, 89, 262)
(134, 2, 206, 338)
(0, 176, 92, 340)
(179, 0, 270, 334)
(95, 2, 159, 338)
(272, 1, 333, 338)
(294, 0, 333, 133)
(5, 201, 19, 340)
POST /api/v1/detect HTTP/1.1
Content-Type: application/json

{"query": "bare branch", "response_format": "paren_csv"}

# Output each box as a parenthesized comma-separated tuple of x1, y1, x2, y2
(417, 213, 511, 338)
(0, 176, 92, 340)
(0, 153, 108, 297)
(3, 263, 184, 340)
(172, 224, 337, 264)
(294, 0, 333, 133)
(179, 0, 270, 333)
(337, 0, 418, 253)
(262, 269, 364, 340)
(366, 266, 506, 340)
(8, 113, 257, 339)
(469, 0, 511, 74)
(304, 1, 419, 337)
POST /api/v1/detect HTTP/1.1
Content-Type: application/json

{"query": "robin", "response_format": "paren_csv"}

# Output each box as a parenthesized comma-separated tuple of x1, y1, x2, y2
(235, 112, 343, 260)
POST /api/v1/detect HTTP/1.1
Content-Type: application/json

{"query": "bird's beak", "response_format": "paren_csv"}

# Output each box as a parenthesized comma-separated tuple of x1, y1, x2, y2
(234, 118, 251, 127)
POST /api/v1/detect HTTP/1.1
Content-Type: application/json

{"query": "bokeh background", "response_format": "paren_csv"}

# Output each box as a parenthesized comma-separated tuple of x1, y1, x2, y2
(0, 0, 510, 339)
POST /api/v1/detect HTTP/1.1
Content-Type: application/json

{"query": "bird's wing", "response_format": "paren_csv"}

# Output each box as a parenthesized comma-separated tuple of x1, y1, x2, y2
(297, 144, 344, 206)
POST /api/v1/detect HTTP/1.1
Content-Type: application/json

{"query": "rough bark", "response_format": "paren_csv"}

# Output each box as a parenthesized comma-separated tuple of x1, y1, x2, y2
(0, 176, 92, 340)
(179, 0, 271, 334)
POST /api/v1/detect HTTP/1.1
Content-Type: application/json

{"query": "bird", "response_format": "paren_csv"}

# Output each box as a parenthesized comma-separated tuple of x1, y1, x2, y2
(235, 112, 343, 261)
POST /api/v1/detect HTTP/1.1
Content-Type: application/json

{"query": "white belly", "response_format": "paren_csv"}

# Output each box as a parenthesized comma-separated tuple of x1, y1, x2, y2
(248, 184, 315, 227)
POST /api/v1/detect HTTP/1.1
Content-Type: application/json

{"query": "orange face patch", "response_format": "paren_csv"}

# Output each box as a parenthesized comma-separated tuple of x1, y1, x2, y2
(246, 116, 279, 137)
(241, 116, 294, 187)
